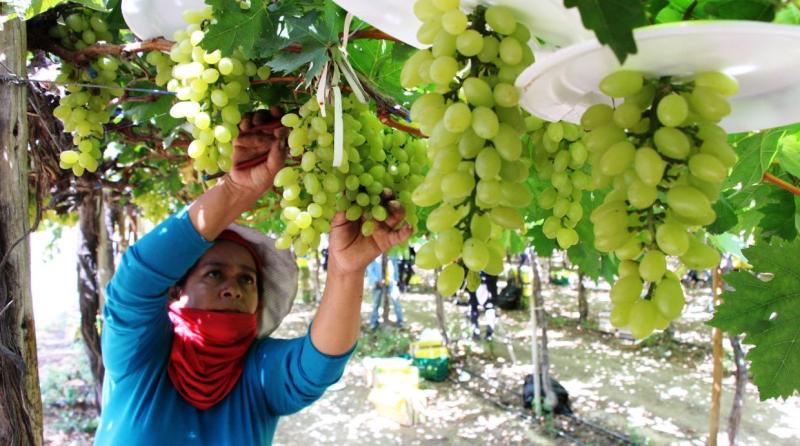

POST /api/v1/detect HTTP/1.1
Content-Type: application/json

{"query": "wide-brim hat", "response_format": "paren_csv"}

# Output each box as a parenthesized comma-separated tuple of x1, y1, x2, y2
(225, 224, 298, 338)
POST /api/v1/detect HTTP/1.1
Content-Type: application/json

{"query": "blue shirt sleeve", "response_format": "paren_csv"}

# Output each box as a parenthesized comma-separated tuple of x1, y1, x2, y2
(252, 332, 354, 416)
(102, 208, 212, 380)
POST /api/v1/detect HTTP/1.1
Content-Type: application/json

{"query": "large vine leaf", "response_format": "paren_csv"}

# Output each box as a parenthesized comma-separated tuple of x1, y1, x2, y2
(726, 124, 800, 208)
(775, 3, 800, 24)
(777, 132, 800, 178)
(2, 0, 108, 22)
(563, 0, 647, 64)
(707, 194, 738, 234)
(696, 0, 776, 21)
(566, 195, 604, 280)
(708, 238, 800, 399)
(203, 0, 274, 58)
(527, 225, 556, 259)
(757, 188, 799, 242)
(347, 39, 415, 107)
(122, 93, 181, 135)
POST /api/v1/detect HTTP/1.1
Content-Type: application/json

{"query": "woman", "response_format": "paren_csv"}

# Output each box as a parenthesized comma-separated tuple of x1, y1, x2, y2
(94, 110, 412, 445)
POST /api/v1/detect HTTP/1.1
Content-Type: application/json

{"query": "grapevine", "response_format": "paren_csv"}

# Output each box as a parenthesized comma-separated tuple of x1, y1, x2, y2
(405, 0, 535, 297)
(583, 70, 739, 339)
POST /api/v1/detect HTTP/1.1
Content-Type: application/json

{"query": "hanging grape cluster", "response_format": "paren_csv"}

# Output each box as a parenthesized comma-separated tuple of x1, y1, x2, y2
(582, 70, 739, 339)
(404, 0, 534, 297)
(48, 9, 114, 50)
(273, 95, 426, 256)
(51, 9, 121, 176)
(529, 119, 592, 249)
(164, 8, 271, 174)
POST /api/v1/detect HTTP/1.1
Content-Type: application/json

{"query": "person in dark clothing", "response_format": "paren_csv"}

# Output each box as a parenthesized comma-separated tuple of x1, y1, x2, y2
(468, 272, 499, 340)
(397, 246, 415, 293)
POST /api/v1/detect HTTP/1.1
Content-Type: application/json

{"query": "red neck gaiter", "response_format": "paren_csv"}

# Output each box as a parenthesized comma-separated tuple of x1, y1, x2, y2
(167, 301, 257, 410)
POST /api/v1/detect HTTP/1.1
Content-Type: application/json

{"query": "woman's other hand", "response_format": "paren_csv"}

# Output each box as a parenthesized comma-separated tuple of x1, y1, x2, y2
(327, 201, 413, 275)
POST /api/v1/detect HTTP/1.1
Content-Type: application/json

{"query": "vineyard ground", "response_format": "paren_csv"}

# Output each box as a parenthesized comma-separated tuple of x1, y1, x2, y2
(31, 229, 800, 445)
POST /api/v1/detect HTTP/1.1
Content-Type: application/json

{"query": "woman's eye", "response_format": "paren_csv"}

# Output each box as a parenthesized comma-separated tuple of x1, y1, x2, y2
(241, 275, 255, 285)
(206, 270, 222, 279)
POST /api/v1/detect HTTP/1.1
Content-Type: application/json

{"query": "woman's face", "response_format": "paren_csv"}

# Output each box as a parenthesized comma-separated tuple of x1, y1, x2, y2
(176, 241, 259, 314)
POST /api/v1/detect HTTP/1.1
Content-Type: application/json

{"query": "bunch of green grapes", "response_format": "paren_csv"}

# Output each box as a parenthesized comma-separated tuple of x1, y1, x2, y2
(48, 9, 114, 50)
(164, 8, 270, 174)
(404, 0, 534, 297)
(51, 10, 122, 176)
(273, 96, 426, 256)
(582, 70, 739, 339)
(529, 119, 591, 249)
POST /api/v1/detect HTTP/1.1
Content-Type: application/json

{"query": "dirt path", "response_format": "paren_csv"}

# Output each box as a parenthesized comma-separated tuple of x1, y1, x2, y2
(271, 278, 799, 446)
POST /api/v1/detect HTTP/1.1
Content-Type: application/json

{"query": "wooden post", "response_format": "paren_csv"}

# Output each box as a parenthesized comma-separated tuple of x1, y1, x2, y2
(727, 334, 746, 445)
(532, 250, 557, 410)
(77, 178, 104, 409)
(97, 190, 119, 314)
(529, 249, 542, 417)
(577, 271, 588, 324)
(434, 267, 449, 346)
(0, 15, 44, 446)
(708, 266, 723, 446)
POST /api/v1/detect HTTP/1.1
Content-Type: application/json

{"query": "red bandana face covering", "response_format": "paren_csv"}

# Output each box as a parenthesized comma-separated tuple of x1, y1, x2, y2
(167, 301, 257, 410)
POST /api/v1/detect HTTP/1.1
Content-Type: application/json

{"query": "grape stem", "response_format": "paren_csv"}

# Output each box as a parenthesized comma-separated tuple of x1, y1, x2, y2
(377, 112, 424, 138)
(763, 172, 800, 196)
(345, 28, 401, 43)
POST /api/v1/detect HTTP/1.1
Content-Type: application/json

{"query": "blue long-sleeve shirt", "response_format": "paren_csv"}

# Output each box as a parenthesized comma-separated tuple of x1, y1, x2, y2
(95, 208, 353, 446)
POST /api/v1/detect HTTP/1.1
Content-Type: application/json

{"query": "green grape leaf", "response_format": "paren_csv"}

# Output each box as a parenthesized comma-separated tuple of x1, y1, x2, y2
(563, 0, 647, 64)
(777, 133, 800, 179)
(600, 255, 618, 285)
(267, 43, 328, 76)
(504, 230, 526, 255)
(17, 0, 109, 20)
(347, 39, 416, 107)
(527, 225, 556, 258)
(203, 0, 273, 58)
(122, 92, 181, 135)
(567, 205, 603, 281)
(726, 125, 800, 207)
(758, 188, 799, 242)
(774, 3, 800, 24)
(645, 0, 670, 17)
(708, 233, 747, 261)
(707, 194, 738, 234)
(696, 0, 776, 21)
(708, 238, 800, 399)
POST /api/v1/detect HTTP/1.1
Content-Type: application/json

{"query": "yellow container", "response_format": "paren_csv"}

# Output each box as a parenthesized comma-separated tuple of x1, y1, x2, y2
(413, 346, 449, 360)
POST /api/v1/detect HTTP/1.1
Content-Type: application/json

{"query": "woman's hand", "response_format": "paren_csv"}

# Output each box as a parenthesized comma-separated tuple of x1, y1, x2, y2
(226, 107, 289, 196)
(327, 201, 413, 275)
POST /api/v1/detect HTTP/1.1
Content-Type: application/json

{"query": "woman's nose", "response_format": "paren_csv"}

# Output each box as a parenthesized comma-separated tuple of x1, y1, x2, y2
(220, 281, 243, 300)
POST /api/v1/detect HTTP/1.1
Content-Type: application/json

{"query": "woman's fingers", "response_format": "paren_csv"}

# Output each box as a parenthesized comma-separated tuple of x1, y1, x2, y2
(252, 109, 271, 126)
(233, 133, 275, 150)
(239, 112, 254, 132)
(382, 201, 406, 229)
